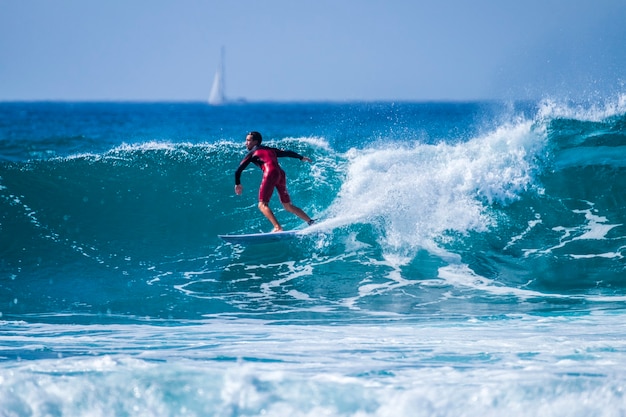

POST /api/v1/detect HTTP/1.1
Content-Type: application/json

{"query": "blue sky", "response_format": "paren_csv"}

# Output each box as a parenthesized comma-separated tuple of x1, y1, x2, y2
(1, 0, 624, 102)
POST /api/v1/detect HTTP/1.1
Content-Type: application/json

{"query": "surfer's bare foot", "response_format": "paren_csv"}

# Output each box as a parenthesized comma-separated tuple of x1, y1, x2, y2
(272, 227, 283, 233)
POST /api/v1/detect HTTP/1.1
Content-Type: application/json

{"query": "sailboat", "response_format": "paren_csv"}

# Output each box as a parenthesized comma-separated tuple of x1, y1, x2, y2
(208, 47, 225, 105)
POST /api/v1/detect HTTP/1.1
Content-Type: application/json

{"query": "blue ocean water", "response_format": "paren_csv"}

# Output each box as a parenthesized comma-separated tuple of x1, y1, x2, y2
(1, 98, 626, 415)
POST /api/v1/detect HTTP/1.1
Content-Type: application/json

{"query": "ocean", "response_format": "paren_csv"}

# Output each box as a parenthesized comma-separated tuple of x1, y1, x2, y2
(1, 98, 626, 416)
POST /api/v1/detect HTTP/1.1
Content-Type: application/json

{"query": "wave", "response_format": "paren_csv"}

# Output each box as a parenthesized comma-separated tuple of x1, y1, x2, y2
(317, 98, 626, 295)
(1, 99, 626, 320)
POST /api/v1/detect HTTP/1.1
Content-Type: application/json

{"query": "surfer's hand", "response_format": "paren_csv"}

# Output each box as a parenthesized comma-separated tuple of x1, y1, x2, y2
(235, 184, 243, 195)
(302, 157, 312, 163)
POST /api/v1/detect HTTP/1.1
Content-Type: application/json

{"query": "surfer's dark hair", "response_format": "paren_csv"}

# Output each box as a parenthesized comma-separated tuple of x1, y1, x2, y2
(248, 131, 262, 144)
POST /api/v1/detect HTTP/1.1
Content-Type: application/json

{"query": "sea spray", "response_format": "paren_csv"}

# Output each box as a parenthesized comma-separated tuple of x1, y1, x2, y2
(324, 118, 545, 258)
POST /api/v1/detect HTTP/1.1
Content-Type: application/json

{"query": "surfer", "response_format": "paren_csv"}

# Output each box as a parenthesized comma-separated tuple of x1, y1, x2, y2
(234, 131, 315, 232)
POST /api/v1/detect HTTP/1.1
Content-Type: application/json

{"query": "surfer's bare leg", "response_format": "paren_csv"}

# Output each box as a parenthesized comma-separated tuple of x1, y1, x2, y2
(282, 202, 312, 224)
(258, 201, 282, 232)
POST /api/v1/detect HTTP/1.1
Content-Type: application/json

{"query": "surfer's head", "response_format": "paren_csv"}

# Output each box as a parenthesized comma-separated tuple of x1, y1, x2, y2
(245, 131, 262, 150)
(248, 131, 262, 144)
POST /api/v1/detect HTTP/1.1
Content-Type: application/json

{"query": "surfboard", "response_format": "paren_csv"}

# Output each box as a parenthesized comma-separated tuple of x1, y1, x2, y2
(218, 230, 301, 244)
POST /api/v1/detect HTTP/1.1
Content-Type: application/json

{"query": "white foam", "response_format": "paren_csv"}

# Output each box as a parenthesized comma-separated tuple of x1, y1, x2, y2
(284, 135, 332, 152)
(324, 119, 544, 258)
(523, 202, 623, 258)
(537, 93, 626, 122)
(4, 317, 626, 416)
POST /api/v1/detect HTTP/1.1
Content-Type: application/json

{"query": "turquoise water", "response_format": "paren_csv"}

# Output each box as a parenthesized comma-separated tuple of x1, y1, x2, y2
(1, 99, 626, 415)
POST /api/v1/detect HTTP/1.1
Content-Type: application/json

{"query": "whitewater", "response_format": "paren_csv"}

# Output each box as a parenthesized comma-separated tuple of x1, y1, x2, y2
(1, 98, 626, 416)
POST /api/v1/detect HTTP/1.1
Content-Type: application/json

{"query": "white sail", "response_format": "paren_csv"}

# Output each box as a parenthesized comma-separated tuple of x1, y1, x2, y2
(208, 48, 225, 105)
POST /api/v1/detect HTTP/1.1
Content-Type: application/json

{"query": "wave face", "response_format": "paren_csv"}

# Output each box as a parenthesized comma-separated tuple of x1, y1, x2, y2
(2, 99, 626, 416)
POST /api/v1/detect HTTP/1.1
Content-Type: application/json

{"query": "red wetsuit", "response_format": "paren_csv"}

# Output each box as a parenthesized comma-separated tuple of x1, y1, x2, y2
(235, 145, 304, 203)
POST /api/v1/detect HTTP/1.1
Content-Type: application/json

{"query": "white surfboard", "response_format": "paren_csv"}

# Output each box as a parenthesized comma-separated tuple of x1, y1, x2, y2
(218, 230, 302, 244)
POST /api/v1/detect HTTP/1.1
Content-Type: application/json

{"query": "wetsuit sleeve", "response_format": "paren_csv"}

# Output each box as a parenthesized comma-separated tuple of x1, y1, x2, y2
(273, 148, 304, 160)
(234, 153, 253, 185)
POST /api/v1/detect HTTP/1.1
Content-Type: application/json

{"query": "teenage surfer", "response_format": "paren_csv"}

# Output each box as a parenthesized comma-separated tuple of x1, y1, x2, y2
(234, 131, 315, 232)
